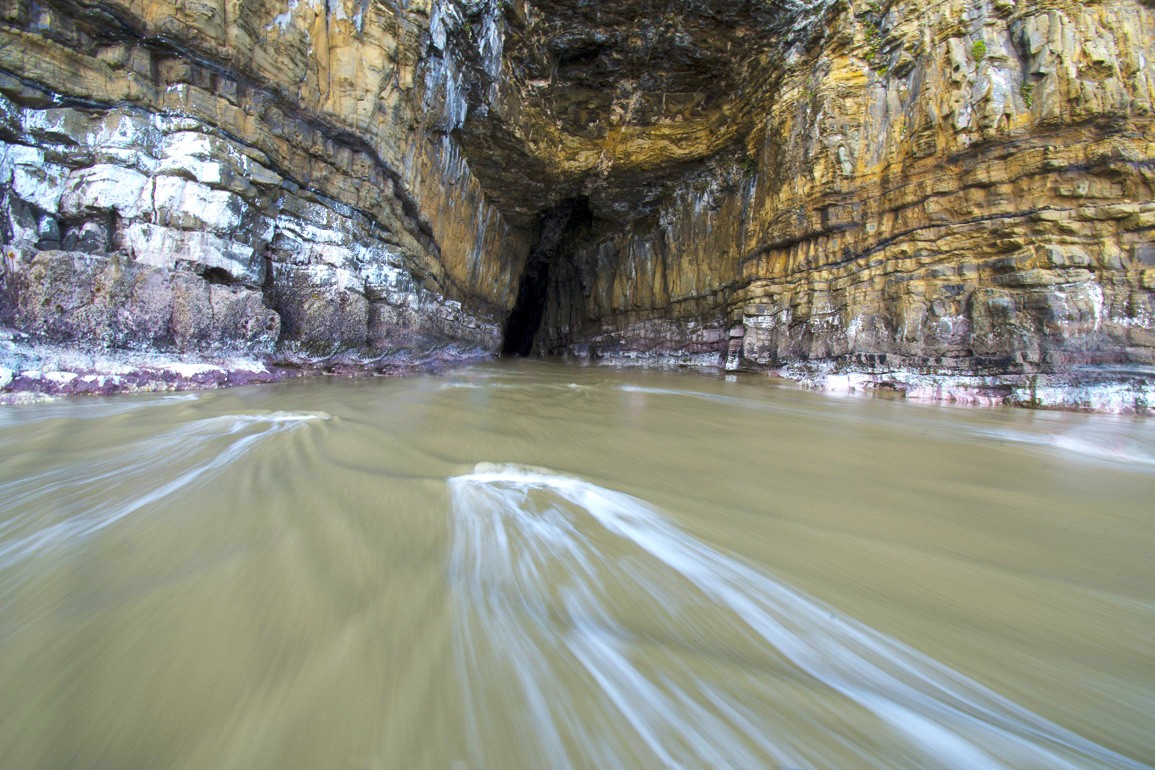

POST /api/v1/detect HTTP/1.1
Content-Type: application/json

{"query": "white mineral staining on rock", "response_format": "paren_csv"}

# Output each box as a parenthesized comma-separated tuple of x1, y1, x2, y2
(0, 91, 502, 381)
(0, 0, 1151, 409)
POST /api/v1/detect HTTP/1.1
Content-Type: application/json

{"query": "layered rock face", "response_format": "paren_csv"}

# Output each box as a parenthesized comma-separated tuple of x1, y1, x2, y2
(487, 0, 1155, 409)
(1, 0, 1153, 408)
(0, 0, 527, 392)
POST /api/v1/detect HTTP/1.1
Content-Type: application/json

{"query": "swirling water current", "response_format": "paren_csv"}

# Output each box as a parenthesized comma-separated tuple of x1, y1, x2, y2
(0, 360, 1152, 769)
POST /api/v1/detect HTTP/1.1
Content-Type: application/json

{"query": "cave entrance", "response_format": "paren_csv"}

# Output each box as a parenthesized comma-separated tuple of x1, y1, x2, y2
(501, 198, 590, 356)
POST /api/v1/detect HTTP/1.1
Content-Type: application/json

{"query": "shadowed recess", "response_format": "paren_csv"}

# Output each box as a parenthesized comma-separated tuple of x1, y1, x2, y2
(502, 198, 592, 356)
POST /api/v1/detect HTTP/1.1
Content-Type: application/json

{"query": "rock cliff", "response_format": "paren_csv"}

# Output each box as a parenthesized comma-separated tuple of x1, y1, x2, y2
(0, 0, 528, 394)
(1, 0, 1153, 409)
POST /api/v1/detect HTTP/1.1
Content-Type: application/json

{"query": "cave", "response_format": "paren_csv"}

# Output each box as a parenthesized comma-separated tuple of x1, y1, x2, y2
(1, 1, 1154, 765)
(0, 0, 1151, 410)
(501, 197, 592, 356)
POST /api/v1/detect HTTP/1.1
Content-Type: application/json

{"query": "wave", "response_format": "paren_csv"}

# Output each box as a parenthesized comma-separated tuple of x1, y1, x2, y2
(970, 425, 1155, 471)
(0, 412, 328, 571)
(442, 381, 591, 392)
(618, 384, 1155, 472)
(449, 463, 1149, 769)
(0, 392, 203, 428)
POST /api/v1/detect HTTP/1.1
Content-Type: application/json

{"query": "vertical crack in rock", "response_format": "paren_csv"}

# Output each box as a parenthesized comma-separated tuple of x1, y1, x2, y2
(502, 198, 590, 356)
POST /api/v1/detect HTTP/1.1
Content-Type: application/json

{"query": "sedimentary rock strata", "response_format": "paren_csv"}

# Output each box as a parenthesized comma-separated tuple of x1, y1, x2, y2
(499, 0, 1155, 411)
(0, 0, 1152, 409)
(0, 0, 525, 389)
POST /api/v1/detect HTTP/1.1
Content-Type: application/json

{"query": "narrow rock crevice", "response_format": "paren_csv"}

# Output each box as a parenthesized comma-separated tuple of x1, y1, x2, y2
(502, 197, 590, 356)
(198, 266, 237, 286)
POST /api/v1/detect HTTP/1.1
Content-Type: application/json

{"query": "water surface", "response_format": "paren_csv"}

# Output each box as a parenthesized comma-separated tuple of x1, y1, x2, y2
(1, 361, 1152, 769)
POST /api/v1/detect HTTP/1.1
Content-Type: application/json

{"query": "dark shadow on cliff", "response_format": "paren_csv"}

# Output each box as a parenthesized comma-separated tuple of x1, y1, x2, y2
(502, 198, 592, 356)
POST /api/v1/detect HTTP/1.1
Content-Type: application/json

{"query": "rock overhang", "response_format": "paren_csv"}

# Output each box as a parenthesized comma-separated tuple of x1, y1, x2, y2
(444, 0, 834, 226)
(0, 0, 1153, 410)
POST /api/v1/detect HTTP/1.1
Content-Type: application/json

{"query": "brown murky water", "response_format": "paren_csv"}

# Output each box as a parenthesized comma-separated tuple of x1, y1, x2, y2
(1, 360, 1153, 769)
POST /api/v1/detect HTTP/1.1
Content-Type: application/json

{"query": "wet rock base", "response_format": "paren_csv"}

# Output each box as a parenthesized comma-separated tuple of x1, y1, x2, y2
(0, 328, 492, 404)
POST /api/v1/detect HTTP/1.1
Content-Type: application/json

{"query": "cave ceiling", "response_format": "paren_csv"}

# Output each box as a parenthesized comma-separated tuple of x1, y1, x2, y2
(449, 0, 825, 227)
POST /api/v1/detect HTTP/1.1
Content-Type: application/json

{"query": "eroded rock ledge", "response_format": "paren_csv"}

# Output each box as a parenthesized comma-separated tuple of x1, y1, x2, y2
(498, 0, 1155, 412)
(1, 0, 1153, 411)
(0, 0, 528, 396)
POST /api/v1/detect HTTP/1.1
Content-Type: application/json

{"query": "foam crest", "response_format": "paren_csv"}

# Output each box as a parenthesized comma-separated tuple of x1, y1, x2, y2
(449, 463, 1150, 769)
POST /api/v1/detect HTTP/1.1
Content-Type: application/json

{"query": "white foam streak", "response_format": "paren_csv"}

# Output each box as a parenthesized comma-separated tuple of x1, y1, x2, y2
(443, 381, 590, 392)
(971, 424, 1155, 471)
(449, 463, 1150, 769)
(0, 412, 328, 570)
(620, 383, 1155, 471)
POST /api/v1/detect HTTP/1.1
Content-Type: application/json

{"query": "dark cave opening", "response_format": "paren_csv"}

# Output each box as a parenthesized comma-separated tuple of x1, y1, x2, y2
(501, 198, 591, 356)
(199, 266, 237, 285)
